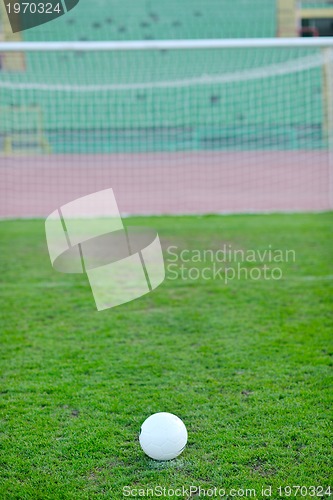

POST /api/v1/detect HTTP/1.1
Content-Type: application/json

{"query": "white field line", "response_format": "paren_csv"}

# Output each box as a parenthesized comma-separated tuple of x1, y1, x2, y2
(0, 274, 332, 288)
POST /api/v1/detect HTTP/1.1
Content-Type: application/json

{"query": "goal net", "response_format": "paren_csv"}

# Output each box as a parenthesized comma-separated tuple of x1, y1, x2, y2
(0, 39, 332, 217)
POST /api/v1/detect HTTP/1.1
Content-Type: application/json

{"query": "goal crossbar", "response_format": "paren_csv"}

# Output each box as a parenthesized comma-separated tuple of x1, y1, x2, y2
(1, 38, 333, 52)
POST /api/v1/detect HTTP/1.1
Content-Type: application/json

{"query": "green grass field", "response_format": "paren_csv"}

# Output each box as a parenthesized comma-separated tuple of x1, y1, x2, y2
(0, 213, 332, 499)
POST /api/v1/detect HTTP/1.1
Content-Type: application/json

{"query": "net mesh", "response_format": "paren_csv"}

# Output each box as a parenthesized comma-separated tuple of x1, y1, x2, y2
(0, 44, 332, 216)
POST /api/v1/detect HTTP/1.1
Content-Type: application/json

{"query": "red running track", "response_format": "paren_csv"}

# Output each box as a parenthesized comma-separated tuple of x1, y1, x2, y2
(0, 151, 331, 217)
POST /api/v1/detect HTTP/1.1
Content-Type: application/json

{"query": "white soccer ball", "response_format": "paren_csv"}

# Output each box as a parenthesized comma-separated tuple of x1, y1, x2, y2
(139, 412, 188, 461)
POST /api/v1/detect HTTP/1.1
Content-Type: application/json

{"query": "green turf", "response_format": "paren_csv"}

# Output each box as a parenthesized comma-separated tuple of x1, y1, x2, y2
(0, 213, 332, 499)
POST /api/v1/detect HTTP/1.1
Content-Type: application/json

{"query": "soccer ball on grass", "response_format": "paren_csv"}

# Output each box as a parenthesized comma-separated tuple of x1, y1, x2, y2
(139, 412, 188, 461)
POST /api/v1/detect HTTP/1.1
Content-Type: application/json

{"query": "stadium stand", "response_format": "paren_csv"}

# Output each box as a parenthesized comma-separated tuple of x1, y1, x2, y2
(0, 1, 325, 153)
(21, 0, 276, 42)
